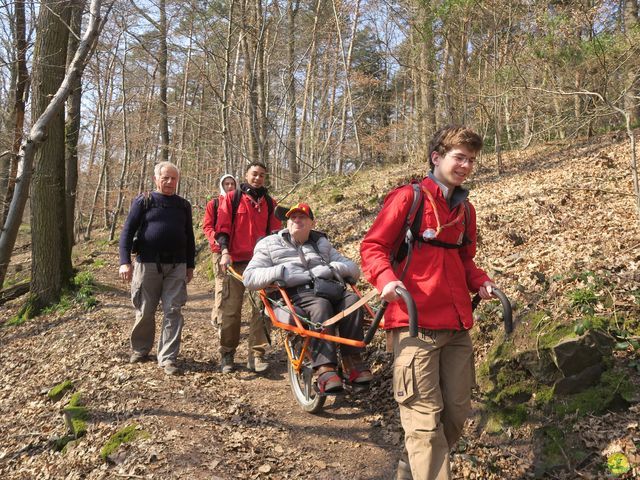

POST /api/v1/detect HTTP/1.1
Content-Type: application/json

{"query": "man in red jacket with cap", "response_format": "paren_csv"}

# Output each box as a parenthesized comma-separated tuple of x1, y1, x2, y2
(361, 126, 497, 480)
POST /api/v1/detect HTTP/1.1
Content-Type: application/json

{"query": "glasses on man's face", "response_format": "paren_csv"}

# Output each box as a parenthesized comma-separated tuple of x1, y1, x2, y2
(450, 153, 475, 166)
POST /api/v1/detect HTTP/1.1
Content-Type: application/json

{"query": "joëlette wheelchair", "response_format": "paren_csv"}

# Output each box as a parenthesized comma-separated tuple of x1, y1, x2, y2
(229, 266, 417, 413)
(228, 267, 512, 414)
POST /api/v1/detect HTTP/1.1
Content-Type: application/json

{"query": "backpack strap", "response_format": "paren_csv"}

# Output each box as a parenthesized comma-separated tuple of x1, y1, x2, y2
(265, 195, 274, 235)
(306, 230, 329, 262)
(392, 182, 424, 265)
(212, 197, 219, 228)
(417, 200, 471, 249)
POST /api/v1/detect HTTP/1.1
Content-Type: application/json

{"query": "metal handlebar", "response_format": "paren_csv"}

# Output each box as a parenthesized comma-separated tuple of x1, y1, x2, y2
(364, 287, 418, 344)
(471, 287, 513, 334)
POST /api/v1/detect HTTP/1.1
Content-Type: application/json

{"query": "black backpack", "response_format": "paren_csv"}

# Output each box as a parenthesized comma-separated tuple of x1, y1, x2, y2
(131, 192, 152, 255)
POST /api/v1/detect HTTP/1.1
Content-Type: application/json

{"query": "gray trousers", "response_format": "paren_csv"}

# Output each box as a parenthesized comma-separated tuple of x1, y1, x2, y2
(130, 262, 188, 366)
(291, 291, 364, 368)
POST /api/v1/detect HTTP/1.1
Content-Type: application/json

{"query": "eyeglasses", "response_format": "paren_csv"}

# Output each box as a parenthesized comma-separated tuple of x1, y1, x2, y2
(451, 154, 475, 166)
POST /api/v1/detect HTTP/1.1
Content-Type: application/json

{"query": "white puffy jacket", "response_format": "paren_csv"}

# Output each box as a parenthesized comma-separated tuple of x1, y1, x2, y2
(243, 229, 360, 290)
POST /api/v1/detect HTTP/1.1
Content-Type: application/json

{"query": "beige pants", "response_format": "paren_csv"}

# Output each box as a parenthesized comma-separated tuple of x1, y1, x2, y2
(210, 252, 223, 326)
(217, 262, 268, 357)
(392, 327, 474, 480)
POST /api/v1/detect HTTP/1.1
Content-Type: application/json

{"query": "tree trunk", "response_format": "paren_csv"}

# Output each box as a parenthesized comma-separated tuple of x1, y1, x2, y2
(109, 42, 131, 242)
(1, 0, 29, 228)
(286, 0, 300, 182)
(334, 0, 362, 174)
(65, 0, 84, 252)
(159, 0, 170, 162)
(221, 0, 237, 172)
(30, 0, 73, 307)
(0, 0, 107, 291)
(296, 0, 320, 174)
(624, 0, 639, 125)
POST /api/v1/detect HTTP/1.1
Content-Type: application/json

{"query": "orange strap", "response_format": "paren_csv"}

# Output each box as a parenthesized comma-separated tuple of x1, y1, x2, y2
(422, 187, 465, 237)
(321, 289, 377, 327)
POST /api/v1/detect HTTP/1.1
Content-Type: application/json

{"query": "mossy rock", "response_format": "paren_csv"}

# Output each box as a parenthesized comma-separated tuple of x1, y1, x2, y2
(515, 349, 561, 384)
(494, 379, 534, 405)
(48, 380, 74, 402)
(100, 424, 149, 462)
(553, 368, 634, 418)
(63, 393, 88, 438)
(482, 404, 528, 434)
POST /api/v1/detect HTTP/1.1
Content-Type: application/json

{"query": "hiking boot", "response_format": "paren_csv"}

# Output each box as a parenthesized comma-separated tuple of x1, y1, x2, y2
(220, 353, 234, 374)
(129, 352, 148, 364)
(247, 353, 269, 373)
(163, 361, 181, 376)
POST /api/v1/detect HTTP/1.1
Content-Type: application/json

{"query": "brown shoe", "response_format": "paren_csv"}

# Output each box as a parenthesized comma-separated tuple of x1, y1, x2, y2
(163, 361, 181, 375)
(220, 353, 234, 374)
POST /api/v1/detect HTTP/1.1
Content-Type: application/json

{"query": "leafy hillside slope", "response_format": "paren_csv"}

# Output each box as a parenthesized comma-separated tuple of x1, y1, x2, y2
(278, 132, 640, 477)
(1, 132, 639, 479)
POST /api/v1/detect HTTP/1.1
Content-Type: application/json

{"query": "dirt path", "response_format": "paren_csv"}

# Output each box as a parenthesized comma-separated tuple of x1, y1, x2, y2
(0, 256, 402, 479)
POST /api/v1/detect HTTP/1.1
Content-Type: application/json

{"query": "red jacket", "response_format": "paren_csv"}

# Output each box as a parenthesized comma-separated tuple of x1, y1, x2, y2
(360, 177, 491, 331)
(203, 195, 224, 253)
(215, 191, 280, 263)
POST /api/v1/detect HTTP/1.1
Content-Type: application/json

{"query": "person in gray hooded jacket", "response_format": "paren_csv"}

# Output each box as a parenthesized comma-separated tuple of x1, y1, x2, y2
(243, 202, 372, 394)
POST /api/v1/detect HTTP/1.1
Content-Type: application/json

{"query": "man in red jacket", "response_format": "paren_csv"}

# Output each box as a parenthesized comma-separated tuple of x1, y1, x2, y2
(215, 162, 280, 374)
(202, 174, 237, 328)
(360, 126, 497, 480)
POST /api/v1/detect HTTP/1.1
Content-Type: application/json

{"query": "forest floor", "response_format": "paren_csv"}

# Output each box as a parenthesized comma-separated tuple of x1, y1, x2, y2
(1, 131, 640, 479)
(1, 255, 544, 480)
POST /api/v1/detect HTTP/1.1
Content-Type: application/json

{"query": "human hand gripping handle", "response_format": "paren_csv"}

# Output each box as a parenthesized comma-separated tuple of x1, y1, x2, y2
(364, 284, 418, 344)
(471, 281, 513, 334)
(219, 250, 232, 273)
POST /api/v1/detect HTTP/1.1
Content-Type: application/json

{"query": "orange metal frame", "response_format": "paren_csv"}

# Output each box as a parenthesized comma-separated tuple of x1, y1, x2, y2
(228, 267, 381, 374)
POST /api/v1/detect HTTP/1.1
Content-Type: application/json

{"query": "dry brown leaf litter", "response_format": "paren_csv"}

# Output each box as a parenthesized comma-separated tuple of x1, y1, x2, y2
(1, 133, 639, 479)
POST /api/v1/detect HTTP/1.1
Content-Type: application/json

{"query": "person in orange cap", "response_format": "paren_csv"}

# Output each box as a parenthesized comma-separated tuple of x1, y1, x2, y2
(243, 203, 372, 394)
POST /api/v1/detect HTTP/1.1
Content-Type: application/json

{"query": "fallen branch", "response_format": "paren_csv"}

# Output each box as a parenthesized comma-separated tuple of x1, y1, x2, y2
(0, 282, 29, 305)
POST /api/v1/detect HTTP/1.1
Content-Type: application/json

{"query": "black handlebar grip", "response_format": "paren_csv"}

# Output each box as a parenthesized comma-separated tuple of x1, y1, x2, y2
(395, 287, 418, 338)
(492, 288, 513, 334)
(363, 287, 418, 344)
(364, 300, 387, 344)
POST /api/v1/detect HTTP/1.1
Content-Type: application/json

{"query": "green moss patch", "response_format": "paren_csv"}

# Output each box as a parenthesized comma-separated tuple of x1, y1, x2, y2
(100, 424, 149, 461)
(553, 368, 635, 417)
(482, 403, 528, 435)
(53, 392, 89, 453)
(48, 380, 74, 402)
(534, 426, 589, 477)
(64, 393, 88, 438)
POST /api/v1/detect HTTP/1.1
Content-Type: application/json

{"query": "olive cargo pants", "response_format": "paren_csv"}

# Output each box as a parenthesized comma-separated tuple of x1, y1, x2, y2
(217, 262, 268, 357)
